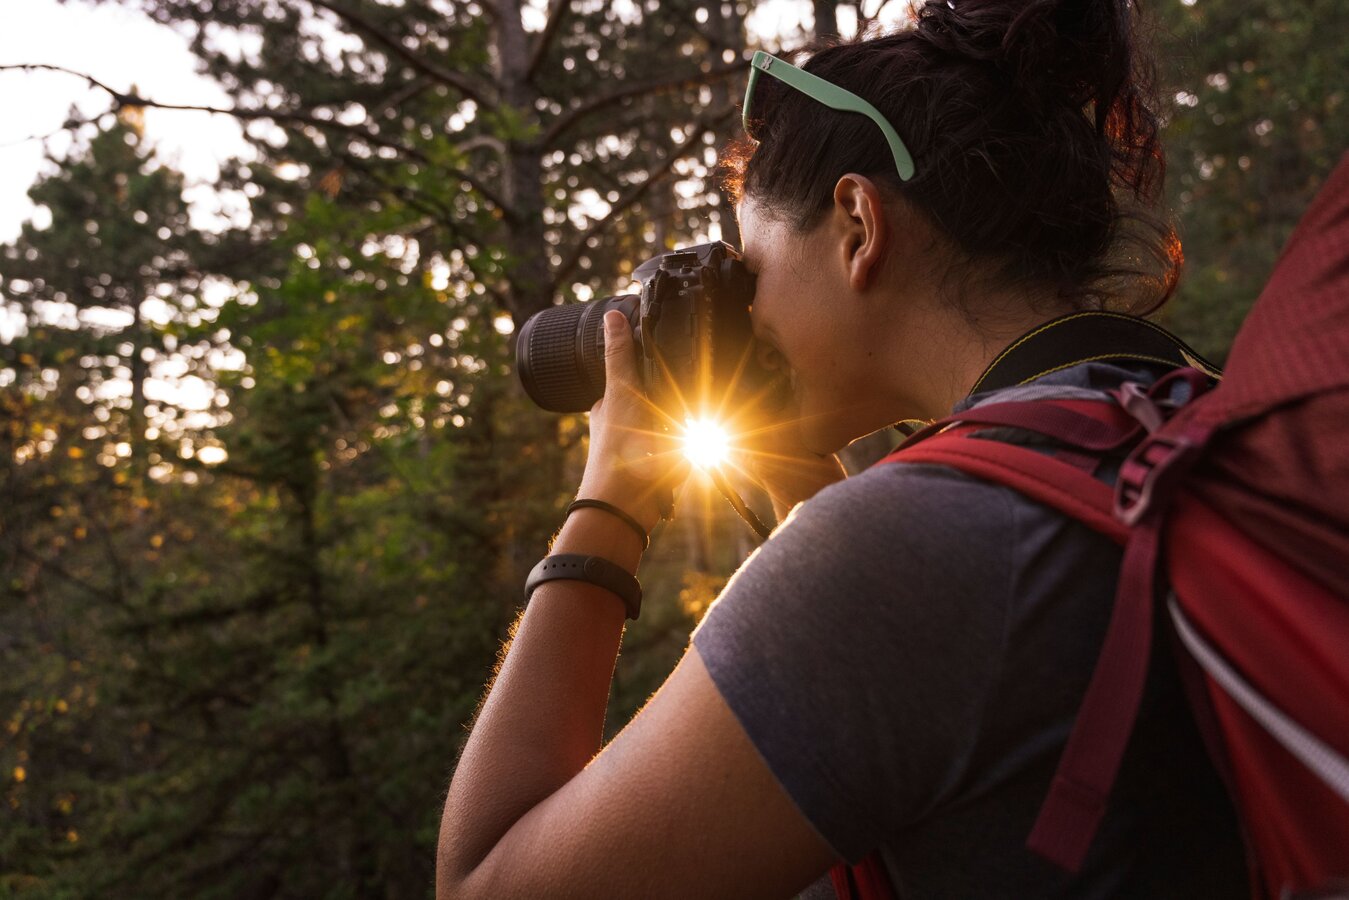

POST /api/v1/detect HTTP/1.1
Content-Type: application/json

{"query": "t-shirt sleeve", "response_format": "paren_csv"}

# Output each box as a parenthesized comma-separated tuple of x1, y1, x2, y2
(691, 463, 1016, 863)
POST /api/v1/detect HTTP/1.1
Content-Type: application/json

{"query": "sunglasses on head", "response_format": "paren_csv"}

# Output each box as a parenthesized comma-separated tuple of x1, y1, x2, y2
(742, 50, 916, 182)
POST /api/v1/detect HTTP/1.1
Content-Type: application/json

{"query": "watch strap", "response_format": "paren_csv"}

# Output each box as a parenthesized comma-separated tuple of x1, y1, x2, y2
(525, 554, 642, 620)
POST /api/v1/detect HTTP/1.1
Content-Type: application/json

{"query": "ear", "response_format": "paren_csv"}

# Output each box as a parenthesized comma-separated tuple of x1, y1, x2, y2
(832, 174, 887, 292)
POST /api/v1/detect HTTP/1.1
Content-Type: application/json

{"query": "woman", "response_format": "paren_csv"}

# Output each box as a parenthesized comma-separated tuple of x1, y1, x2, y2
(436, 0, 1248, 896)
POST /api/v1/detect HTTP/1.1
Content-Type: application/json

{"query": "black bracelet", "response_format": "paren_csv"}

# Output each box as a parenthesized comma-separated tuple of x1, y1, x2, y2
(566, 499, 650, 551)
(525, 554, 642, 619)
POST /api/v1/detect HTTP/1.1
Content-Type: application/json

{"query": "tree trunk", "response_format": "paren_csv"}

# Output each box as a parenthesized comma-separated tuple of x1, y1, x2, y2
(489, 0, 571, 614)
(710, 0, 745, 251)
(813, 0, 840, 43)
(295, 475, 380, 900)
(128, 300, 148, 487)
(496, 0, 549, 326)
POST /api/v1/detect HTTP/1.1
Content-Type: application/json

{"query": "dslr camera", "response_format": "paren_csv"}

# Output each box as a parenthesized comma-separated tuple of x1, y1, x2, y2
(516, 241, 782, 419)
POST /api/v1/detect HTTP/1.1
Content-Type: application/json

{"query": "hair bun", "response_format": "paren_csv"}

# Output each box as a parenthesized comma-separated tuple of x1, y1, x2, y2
(722, 0, 1177, 315)
(918, 0, 1135, 112)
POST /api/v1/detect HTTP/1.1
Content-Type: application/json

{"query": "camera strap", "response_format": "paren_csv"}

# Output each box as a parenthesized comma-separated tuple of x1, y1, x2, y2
(969, 310, 1221, 396)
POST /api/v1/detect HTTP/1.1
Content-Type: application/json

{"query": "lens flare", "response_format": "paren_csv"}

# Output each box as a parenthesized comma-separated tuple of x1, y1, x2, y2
(682, 419, 731, 469)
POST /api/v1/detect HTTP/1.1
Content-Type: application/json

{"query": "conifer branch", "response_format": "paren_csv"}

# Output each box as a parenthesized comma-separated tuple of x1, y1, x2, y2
(855, 0, 899, 36)
(0, 63, 430, 163)
(525, 0, 572, 85)
(2, 64, 515, 229)
(455, 134, 508, 157)
(539, 60, 749, 150)
(304, 0, 494, 107)
(339, 153, 510, 308)
(13, 542, 122, 608)
(550, 107, 734, 293)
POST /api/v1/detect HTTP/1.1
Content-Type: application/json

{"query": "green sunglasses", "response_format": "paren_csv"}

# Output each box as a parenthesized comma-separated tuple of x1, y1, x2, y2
(742, 50, 916, 182)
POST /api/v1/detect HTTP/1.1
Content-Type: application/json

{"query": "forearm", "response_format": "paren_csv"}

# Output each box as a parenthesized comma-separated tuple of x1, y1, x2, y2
(437, 507, 644, 891)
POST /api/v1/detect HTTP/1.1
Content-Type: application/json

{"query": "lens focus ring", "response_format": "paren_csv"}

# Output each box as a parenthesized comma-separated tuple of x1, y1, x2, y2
(518, 303, 599, 412)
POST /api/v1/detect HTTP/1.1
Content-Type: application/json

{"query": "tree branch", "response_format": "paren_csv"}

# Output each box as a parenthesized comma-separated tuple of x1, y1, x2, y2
(540, 59, 749, 149)
(549, 107, 734, 293)
(0, 119, 76, 149)
(442, 163, 514, 220)
(0, 64, 432, 165)
(304, 0, 494, 107)
(455, 134, 508, 157)
(525, 0, 572, 85)
(338, 153, 509, 309)
(371, 75, 435, 118)
(855, 0, 898, 36)
(14, 542, 122, 607)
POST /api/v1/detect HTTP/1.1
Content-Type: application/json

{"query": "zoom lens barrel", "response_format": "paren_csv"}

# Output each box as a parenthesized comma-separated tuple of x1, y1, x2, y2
(517, 295, 637, 412)
(516, 242, 770, 418)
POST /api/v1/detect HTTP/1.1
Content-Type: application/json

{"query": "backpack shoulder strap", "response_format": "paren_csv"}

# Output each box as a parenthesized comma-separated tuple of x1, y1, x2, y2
(874, 397, 1181, 873)
(884, 425, 1125, 544)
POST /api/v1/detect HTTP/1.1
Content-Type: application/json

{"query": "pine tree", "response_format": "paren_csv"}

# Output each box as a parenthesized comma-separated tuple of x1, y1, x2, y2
(1, 115, 207, 483)
(1155, 0, 1349, 360)
(0, 114, 215, 895)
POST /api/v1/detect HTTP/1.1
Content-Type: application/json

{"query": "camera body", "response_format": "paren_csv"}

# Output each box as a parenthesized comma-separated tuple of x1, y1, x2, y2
(517, 241, 781, 420)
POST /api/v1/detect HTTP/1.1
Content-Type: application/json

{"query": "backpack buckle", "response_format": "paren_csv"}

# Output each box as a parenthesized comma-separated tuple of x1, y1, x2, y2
(1113, 369, 1213, 434)
(1116, 382, 1166, 432)
(1114, 434, 1200, 526)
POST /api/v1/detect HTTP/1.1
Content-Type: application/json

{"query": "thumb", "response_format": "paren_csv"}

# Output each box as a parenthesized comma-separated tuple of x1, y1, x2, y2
(602, 309, 640, 394)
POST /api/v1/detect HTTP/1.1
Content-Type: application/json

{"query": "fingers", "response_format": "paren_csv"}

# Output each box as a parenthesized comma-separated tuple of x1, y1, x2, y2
(582, 311, 694, 522)
(602, 310, 640, 398)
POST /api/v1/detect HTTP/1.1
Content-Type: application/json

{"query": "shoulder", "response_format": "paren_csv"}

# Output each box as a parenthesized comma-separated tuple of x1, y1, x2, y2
(789, 455, 1018, 534)
(717, 458, 1023, 610)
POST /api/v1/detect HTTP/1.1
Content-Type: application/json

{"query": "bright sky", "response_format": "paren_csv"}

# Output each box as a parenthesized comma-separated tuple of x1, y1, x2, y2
(0, 0, 898, 470)
(0, 0, 249, 243)
(0, 0, 903, 242)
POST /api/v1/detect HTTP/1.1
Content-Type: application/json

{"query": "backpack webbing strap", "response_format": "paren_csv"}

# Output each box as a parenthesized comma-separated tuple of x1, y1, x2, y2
(1025, 512, 1164, 870)
(884, 431, 1127, 544)
(879, 408, 1166, 873)
(829, 853, 896, 900)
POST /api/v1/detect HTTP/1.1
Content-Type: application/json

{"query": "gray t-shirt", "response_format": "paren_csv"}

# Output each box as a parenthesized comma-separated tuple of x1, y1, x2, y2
(692, 364, 1247, 898)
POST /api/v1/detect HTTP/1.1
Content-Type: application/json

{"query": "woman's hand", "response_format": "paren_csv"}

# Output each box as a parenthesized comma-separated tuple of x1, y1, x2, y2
(577, 311, 690, 531)
(735, 412, 846, 521)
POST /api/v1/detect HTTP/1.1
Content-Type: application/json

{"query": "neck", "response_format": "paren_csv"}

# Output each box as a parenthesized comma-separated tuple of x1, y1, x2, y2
(883, 294, 1069, 423)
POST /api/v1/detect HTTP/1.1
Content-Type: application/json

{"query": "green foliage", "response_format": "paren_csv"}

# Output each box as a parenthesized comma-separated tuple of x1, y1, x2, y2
(3, 0, 1343, 896)
(1155, 0, 1349, 360)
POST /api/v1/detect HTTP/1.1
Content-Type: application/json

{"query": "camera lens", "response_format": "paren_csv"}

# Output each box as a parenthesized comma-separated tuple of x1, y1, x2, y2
(516, 295, 634, 412)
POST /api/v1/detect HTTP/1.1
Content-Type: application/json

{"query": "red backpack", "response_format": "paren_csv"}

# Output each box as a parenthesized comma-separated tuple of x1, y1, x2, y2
(831, 151, 1349, 900)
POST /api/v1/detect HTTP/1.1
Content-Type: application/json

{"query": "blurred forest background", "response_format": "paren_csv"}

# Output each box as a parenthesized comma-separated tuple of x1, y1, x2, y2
(1, 0, 1344, 896)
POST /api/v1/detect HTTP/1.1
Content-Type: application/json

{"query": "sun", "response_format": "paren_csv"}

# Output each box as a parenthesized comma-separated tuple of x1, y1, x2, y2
(682, 419, 731, 469)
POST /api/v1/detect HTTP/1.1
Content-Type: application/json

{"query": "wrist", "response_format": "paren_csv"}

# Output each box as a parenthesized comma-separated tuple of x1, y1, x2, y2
(551, 505, 645, 572)
(576, 477, 664, 533)
(567, 499, 649, 551)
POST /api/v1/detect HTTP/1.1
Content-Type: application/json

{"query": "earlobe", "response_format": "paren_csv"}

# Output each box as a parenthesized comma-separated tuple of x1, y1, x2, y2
(834, 175, 887, 293)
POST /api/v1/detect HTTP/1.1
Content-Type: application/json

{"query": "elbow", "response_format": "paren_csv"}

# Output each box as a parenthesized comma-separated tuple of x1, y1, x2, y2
(436, 855, 468, 900)
(436, 844, 487, 900)
(435, 877, 463, 900)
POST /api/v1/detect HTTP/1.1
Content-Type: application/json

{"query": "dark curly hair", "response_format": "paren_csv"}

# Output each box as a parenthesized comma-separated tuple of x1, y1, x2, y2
(721, 0, 1181, 315)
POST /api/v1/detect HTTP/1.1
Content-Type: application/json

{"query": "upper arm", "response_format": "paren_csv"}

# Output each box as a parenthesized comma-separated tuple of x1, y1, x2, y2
(442, 463, 1014, 900)
(448, 646, 838, 900)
